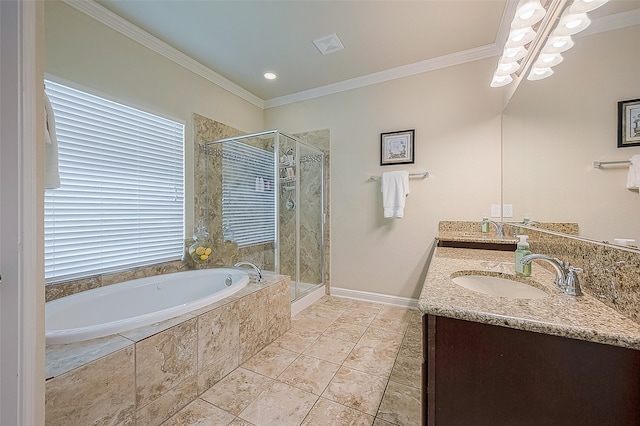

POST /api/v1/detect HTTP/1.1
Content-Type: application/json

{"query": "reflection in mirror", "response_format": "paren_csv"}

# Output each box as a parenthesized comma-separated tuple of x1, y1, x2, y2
(502, 6, 640, 248)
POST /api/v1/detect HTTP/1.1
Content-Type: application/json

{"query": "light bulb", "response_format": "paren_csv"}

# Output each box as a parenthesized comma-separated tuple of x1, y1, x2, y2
(527, 67, 554, 81)
(535, 53, 563, 67)
(505, 26, 536, 48)
(502, 46, 528, 63)
(570, 0, 610, 13)
(554, 10, 591, 36)
(511, 0, 546, 29)
(542, 35, 574, 54)
(490, 74, 513, 88)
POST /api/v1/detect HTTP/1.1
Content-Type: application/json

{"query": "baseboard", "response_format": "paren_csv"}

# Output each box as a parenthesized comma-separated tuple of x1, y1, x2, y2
(330, 287, 419, 309)
(291, 285, 326, 317)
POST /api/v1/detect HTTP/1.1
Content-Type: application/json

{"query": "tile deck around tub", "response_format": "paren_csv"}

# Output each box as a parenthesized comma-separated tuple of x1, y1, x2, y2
(166, 296, 422, 426)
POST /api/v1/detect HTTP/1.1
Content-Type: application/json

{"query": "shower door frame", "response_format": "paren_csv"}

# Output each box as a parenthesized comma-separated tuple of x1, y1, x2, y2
(207, 130, 325, 300)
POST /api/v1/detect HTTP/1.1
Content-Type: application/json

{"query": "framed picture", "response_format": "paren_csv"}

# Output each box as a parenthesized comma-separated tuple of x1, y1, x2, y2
(618, 98, 640, 148)
(380, 129, 415, 165)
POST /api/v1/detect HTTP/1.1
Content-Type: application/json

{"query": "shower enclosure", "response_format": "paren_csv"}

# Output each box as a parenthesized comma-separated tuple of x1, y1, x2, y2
(203, 130, 325, 301)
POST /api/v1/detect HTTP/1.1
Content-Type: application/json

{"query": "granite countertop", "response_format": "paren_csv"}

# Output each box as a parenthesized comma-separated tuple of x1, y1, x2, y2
(418, 245, 640, 350)
(438, 230, 517, 245)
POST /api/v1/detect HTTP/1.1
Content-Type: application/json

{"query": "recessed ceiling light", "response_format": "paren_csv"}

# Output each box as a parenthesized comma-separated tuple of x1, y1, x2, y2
(264, 72, 277, 80)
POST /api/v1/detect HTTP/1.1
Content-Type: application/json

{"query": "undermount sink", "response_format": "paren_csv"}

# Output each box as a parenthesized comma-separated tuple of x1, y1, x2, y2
(451, 274, 548, 299)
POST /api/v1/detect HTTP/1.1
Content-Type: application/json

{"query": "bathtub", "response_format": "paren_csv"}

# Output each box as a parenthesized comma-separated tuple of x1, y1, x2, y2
(46, 268, 250, 345)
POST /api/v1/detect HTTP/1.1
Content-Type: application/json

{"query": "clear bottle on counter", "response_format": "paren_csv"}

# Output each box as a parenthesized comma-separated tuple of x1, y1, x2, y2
(481, 216, 490, 233)
(515, 235, 531, 277)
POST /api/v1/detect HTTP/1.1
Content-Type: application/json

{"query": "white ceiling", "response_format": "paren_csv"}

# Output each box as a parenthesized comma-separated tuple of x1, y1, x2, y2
(90, 0, 638, 105)
(94, 0, 508, 101)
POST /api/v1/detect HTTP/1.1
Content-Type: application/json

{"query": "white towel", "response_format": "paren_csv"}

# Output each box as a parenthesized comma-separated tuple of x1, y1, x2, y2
(627, 154, 640, 190)
(381, 170, 410, 219)
(44, 91, 61, 189)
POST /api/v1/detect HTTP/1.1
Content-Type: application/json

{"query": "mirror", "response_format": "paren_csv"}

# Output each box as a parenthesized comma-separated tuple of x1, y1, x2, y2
(502, 3, 640, 248)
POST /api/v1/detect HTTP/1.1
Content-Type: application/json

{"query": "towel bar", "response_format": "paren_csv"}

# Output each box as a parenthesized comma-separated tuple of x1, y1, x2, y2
(369, 171, 429, 180)
(593, 160, 631, 168)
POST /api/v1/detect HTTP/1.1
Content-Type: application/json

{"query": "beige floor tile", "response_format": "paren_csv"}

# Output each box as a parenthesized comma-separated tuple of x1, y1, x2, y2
(360, 326, 405, 349)
(322, 321, 368, 343)
(399, 327, 422, 357)
(322, 367, 387, 416)
(278, 354, 340, 395)
(200, 368, 272, 416)
(373, 417, 397, 425)
(335, 306, 381, 327)
(303, 335, 356, 364)
(377, 306, 414, 321)
(239, 381, 318, 426)
(389, 353, 422, 389)
(368, 316, 410, 334)
(302, 397, 375, 425)
(343, 343, 398, 378)
(291, 312, 336, 333)
(271, 327, 322, 354)
(241, 344, 299, 379)
(163, 398, 235, 426)
(376, 380, 421, 426)
(228, 418, 255, 426)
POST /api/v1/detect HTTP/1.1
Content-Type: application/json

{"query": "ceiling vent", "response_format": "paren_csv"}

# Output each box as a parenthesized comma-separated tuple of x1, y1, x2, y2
(313, 33, 344, 55)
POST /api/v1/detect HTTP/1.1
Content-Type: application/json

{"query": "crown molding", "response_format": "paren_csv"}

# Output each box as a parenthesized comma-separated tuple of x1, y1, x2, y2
(62, 0, 265, 109)
(62, 0, 639, 111)
(264, 43, 501, 109)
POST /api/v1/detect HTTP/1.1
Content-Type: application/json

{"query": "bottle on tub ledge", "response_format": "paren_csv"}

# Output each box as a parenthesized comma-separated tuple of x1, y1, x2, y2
(514, 235, 531, 277)
(188, 219, 212, 265)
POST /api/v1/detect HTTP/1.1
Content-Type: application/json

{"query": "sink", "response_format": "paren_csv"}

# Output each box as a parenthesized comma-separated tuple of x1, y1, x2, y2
(451, 274, 547, 299)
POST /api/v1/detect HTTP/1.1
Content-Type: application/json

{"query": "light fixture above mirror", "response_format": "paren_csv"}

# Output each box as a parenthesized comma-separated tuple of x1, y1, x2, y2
(490, 0, 610, 87)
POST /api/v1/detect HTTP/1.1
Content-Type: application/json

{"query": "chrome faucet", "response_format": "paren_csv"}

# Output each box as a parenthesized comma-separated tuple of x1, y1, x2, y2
(489, 221, 504, 238)
(520, 254, 583, 296)
(233, 261, 263, 283)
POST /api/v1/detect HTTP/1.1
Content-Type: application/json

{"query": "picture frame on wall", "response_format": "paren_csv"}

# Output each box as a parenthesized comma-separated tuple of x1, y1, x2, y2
(380, 129, 415, 165)
(618, 98, 640, 148)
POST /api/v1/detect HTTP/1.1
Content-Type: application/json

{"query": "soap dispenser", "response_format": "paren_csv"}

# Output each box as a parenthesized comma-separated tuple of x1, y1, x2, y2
(515, 235, 531, 277)
(481, 216, 490, 233)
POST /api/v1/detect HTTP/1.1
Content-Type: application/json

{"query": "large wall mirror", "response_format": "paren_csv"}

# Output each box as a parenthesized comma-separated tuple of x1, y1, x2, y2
(502, 2, 640, 247)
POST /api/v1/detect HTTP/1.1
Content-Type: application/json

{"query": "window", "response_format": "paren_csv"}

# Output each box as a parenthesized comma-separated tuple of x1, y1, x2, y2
(44, 80, 185, 283)
(222, 140, 275, 247)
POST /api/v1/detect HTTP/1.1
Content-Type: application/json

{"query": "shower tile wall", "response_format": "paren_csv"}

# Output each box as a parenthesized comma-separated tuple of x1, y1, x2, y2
(193, 113, 331, 292)
(193, 113, 275, 270)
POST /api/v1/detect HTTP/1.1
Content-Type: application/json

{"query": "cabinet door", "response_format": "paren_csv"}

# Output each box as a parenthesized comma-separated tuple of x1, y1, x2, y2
(425, 315, 640, 426)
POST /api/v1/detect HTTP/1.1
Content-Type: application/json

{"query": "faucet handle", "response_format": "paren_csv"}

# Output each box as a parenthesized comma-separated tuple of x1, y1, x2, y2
(564, 264, 583, 296)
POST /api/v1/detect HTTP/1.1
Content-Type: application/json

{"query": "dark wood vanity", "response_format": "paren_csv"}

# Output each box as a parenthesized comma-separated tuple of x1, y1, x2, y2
(422, 314, 640, 425)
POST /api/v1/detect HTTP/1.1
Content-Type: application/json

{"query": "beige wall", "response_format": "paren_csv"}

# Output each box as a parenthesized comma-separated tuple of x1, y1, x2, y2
(265, 58, 503, 299)
(44, 1, 265, 232)
(503, 25, 640, 243)
(45, 1, 504, 300)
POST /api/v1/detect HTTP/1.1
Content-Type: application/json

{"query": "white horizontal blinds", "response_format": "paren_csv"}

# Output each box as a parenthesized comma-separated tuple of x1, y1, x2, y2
(222, 141, 275, 247)
(44, 80, 185, 282)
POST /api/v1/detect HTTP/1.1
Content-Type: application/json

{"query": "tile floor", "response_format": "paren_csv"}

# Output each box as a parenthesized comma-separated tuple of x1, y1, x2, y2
(163, 296, 422, 426)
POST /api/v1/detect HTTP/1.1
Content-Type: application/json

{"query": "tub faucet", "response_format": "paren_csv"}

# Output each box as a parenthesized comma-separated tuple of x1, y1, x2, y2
(233, 261, 263, 283)
(520, 254, 583, 296)
(489, 221, 504, 238)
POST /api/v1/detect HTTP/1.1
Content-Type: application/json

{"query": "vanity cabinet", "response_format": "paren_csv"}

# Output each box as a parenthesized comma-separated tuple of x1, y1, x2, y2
(422, 314, 640, 425)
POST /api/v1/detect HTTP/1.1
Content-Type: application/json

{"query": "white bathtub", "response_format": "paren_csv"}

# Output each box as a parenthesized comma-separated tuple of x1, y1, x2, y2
(46, 268, 249, 345)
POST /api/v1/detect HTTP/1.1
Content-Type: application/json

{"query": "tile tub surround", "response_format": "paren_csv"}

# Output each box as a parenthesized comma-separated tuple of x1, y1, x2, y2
(45, 276, 291, 426)
(163, 296, 422, 425)
(419, 246, 640, 350)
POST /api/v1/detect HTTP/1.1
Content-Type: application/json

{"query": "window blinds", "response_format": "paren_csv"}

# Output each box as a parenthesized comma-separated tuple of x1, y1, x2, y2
(44, 80, 185, 283)
(222, 141, 276, 247)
